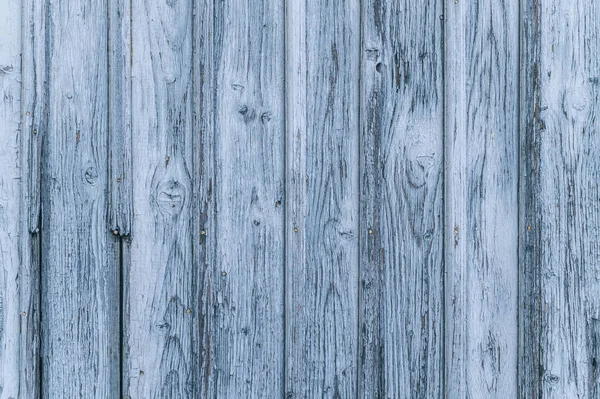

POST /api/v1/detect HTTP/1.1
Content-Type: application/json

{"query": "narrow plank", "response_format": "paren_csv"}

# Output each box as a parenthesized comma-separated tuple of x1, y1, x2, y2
(193, 0, 216, 396)
(286, 0, 360, 397)
(0, 1, 22, 396)
(519, 0, 600, 397)
(41, 0, 120, 396)
(444, 0, 520, 397)
(200, 1, 286, 397)
(19, 0, 46, 396)
(108, 0, 132, 236)
(125, 0, 197, 396)
(360, 0, 444, 397)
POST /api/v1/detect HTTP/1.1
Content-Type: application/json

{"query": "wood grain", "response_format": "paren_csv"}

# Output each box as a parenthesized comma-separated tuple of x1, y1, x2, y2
(126, 0, 197, 396)
(0, 0, 22, 396)
(360, 0, 444, 397)
(199, 0, 286, 397)
(108, 0, 132, 236)
(40, 0, 120, 397)
(19, 0, 45, 396)
(286, 0, 360, 397)
(444, 0, 520, 397)
(519, 0, 600, 397)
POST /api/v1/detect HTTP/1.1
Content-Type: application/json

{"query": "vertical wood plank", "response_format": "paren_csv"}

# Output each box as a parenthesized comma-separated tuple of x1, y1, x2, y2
(41, 0, 120, 396)
(444, 0, 519, 397)
(0, 1, 22, 396)
(360, 0, 444, 397)
(126, 0, 197, 396)
(519, 0, 600, 397)
(19, 0, 45, 396)
(199, 1, 286, 397)
(286, 0, 360, 397)
(194, 0, 215, 396)
(108, 0, 132, 236)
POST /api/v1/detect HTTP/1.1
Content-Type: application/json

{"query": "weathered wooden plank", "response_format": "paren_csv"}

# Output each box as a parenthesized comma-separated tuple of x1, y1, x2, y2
(0, 1, 22, 396)
(41, 1, 120, 396)
(125, 0, 197, 396)
(286, 0, 360, 397)
(519, 0, 600, 397)
(360, 0, 444, 397)
(19, 0, 45, 396)
(108, 0, 132, 236)
(444, 0, 520, 397)
(193, 0, 215, 396)
(198, 1, 286, 397)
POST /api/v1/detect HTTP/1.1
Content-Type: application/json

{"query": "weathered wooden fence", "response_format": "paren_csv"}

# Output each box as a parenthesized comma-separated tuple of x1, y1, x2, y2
(0, 0, 599, 397)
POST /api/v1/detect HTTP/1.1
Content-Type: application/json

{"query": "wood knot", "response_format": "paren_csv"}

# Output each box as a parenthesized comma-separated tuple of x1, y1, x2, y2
(261, 112, 272, 124)
(84, 166, 98, 185)
(155, 180, 185, 217)
(406, 144, 435, 188)
(238, 105, 256, 124)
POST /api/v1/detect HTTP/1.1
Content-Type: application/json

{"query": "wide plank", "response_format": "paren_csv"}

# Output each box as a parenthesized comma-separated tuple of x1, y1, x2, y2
(41, 0, 120, 396)
(360, 0, 444, 397)
(125, 0, 197, 396)
(519, 0, 600, 397)
(444, 0, 519, 397)
(199, 0, 286, 397)
(286, 0, 360, 397)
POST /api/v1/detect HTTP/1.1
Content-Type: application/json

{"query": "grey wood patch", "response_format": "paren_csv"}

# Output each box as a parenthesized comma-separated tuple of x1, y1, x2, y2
(444, 0, 520, 397)
(285, 0, 360, 398)
(40, 0, 120, 397)
(360, 0, 445, 397)
(126, 0, 197, 396)
(519, 0, 600, 397)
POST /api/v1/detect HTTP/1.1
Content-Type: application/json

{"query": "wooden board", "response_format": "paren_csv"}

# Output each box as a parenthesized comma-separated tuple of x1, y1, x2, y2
(519, 0, 600, 397)
(199, 0, 286, 397)
(19, 0, 46, 396)
(0, 1, 22, 396)
(125, 0, 197, 396)
(444, 0, 520, 397)
(286, 0, 360, 397)
(359, 0, 444, 397)
(40, 0, 120, 396)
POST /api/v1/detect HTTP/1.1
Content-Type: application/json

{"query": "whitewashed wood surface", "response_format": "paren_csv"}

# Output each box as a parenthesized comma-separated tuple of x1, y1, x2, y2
(0, 0, 598, 397)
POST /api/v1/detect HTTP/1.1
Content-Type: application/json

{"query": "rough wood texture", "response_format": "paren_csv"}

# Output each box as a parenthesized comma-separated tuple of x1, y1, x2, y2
(126, 0, 197, 396)
(40, 0, 120, 397)
(519, 0, 600, 397)
(286, 0, 360, 397)
(445, 0, 520, 397)
(4, 1, 600, 397)
(108, 0, 132, 236)
(360, 0, 444, 397)
(199, 1, 286, 397)
(19, 0, 45, 396)
(0, 1, 22, 396)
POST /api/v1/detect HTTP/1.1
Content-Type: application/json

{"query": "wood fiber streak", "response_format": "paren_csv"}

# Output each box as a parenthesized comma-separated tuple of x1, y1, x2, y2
(286, 0, 360, 397)
(360, 0, 444, 397)
(19, 0, 46, 396)
(0, 0, 22, 397)
(200, 0, 285, 397)
(445, 0, 519, 397)
(520, 0, 600, 397)
(41, 0, 120, 397)
(127, 0, 196, 397)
